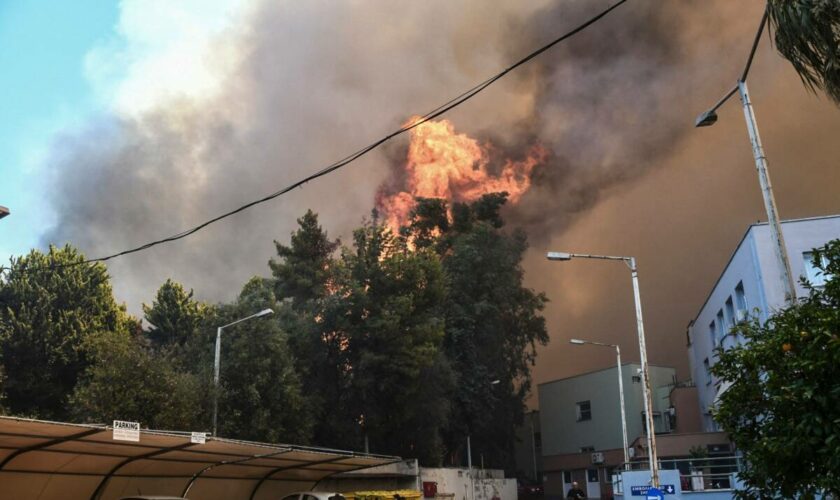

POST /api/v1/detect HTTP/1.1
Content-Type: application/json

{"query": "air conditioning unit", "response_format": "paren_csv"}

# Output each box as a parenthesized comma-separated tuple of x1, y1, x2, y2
(591, 452, 605, 464)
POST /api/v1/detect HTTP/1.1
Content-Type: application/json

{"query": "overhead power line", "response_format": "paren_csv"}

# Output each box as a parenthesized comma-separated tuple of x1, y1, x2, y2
(2, 0, 629, 274)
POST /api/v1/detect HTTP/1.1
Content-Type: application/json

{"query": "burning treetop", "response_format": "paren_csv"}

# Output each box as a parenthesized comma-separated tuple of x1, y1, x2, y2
(377, 117, 546, 232)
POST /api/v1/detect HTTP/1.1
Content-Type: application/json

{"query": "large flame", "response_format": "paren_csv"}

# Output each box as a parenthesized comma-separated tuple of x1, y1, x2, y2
(377, 117, 546, 231)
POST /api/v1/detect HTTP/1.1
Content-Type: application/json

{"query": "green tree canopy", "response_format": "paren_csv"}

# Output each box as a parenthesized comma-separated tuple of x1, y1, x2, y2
(270, 209, 339, 308)
(712, 239, 840, 498)
(405, 193, 548, 471)
(332, 216, 452, 463)
(268, 211, 348, 448)
(70, 331, 203, 430)
(142, 279, 207, 349)
(214, 277, 312, 444)
(0, 245, 134, 419)
(768, 0, 840, 105)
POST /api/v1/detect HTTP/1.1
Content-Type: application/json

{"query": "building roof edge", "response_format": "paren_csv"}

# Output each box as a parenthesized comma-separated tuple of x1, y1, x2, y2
(688, 213, 840, 330)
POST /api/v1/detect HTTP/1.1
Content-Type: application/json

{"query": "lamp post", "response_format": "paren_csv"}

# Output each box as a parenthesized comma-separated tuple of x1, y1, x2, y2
(547, 251, 659, 487)
(0, 206, 9, 220)
(213, 308, 274, 436)
(569, 338, 629, 470)
(695, 8, 796, 302)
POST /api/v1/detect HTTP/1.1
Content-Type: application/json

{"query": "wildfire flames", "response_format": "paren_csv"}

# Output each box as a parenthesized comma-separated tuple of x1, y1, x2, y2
(377, 117, 546, 232)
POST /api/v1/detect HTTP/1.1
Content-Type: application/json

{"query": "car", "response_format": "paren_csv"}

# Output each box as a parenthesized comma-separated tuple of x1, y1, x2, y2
(280, 493, 347, 500)
(119, 497, 188, 500)
(517, 479, 544, 498)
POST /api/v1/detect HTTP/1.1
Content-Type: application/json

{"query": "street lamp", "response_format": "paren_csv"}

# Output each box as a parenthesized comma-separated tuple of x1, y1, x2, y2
(547, 251, 660, 487)
(0, 206, 9, 220)
(569, 338, 630, 470)
(694, 8, 796, 302)
(213, 308, 274, 436)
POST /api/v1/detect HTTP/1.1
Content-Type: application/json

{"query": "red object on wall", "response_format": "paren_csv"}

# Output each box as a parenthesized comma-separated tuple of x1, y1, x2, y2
(423, 481, 438, 498)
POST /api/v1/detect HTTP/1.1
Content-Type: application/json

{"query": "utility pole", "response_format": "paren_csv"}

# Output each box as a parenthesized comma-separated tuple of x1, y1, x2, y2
(737, 80, 796, 301)
(548, 252, 659, 487)
(695, 8, 796, 302)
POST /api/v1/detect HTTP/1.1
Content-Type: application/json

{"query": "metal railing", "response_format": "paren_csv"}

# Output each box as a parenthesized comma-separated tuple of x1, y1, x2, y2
(611, 455, 742, 495)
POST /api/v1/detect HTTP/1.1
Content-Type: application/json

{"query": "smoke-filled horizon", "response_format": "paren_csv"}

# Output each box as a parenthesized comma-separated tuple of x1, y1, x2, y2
(41, 0, 840, 393)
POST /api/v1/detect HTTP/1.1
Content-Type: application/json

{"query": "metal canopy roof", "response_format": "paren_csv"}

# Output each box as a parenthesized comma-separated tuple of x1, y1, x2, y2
(0, 416, 400, 500)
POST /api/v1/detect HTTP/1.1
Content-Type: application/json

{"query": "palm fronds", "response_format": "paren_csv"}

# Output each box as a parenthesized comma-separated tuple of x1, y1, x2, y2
(767, 0, 840, 105)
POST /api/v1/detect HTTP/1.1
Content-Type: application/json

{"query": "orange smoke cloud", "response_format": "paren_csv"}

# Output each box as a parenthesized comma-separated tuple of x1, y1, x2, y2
(377, 117, 546, 231)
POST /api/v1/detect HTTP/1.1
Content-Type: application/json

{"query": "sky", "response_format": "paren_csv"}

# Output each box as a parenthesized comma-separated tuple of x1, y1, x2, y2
(2, 0, 840, 407)
(0, 0, 117, 258)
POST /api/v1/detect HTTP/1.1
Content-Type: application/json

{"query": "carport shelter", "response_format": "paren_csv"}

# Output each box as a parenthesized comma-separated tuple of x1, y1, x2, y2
(0, 416, 400, 499)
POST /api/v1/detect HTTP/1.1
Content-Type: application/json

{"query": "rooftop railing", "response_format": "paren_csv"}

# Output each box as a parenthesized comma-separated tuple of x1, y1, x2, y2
(610, 455, 742, 495)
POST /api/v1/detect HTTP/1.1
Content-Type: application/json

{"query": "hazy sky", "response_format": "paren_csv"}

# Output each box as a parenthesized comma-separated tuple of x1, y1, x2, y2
(2, 1, 839, 407)
(0, 1, 118, 257)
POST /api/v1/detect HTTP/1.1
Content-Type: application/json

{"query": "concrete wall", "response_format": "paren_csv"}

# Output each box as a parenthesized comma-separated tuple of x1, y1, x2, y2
(687, 215, 840, 431)
(317, 460, 420, 493)
(320, 463, 515, 500)
(669, 386, 702, 434)
(629, 432, 730, 460)
(420, 468, 515, 500)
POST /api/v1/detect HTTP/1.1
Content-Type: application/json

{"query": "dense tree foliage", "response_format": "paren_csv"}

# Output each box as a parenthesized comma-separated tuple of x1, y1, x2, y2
(213, 277, 312, 443)
(1, 195, 546, 467)
(405, 194, 548, 470)
(270, 209, 340, 307)
(269, 211, 347, 447)
(142, 278, 207, 349)
(0, 245, 134, 419)
(70, 331, 203, 429)
(334, 217, 452, 463)
(712, 240, 840, 498)
(266, 197, 546, 466)
(768, 0, 840, 105)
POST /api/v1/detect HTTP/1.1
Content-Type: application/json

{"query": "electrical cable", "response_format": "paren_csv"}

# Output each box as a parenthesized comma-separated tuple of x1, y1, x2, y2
(1, 0, 629, 274)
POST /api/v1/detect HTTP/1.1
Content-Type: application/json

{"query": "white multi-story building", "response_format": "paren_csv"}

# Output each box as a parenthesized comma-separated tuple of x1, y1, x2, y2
(686, 215, 840, 431)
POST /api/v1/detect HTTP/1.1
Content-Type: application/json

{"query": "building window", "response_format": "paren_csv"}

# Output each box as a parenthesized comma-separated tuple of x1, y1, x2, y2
(579, 446, 595, 453)
(734, 282, 747, 320)
(725, 297, 735, 328)
(715, 310, 725, 346)
(576, 401, 592, 421)
(632, 375, 641, 384)
(587, 468, 599, 483)
(563, 471, 572, 483)
(708, 321, 716, 348)
(804, 251, 830, 286)
(703, 358, 712, 385)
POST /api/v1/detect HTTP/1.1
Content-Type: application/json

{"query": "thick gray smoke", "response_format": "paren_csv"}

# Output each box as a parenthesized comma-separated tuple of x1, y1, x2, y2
(43, 1, 840, 384)
(48, 0, 671, 306)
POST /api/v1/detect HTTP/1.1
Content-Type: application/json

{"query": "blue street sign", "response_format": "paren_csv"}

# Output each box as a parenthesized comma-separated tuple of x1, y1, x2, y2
(645, 487, 664, 500)
(630, 485, 675, 497)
